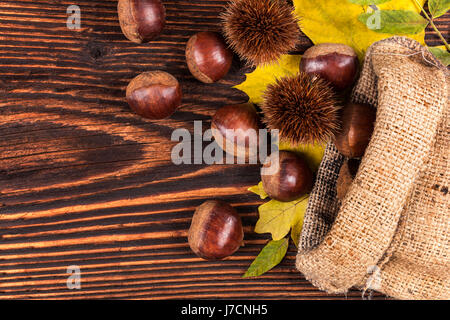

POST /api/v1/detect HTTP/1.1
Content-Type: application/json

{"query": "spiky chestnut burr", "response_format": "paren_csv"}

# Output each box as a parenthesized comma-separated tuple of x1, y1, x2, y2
(221, 0, 300, 66)
(261, 72, 341, 145)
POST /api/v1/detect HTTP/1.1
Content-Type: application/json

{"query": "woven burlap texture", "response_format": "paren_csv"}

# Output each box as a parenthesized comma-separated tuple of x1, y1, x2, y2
(296, 36, 449, 300)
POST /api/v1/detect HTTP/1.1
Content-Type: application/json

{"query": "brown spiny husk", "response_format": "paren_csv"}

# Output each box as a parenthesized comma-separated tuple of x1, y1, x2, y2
(261, 72, 341, 145)
(221, 0, 300, 66)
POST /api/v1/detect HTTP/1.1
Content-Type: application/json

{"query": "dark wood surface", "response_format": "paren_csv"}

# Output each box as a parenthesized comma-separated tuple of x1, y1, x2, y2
(0, 0, 447, 299)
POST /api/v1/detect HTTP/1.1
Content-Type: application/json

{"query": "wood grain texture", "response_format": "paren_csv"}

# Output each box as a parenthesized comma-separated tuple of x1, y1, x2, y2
(0, 0, 447, 300)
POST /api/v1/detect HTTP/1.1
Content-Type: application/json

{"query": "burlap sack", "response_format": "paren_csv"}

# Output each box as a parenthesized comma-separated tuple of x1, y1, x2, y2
(296, 36, 449, 300)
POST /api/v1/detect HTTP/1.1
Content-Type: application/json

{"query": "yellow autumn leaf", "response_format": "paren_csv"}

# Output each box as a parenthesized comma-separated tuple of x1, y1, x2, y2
(293, 0, 426, 59)
(255, 195, 309, 241)
(234, 54, 302, 105)
(290, 197, 309, 247)
(248, 181, 269, 199)
(378, 0, 426, 11)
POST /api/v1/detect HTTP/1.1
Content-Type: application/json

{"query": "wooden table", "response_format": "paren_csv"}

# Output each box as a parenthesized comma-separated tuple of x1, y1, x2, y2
(0, 0, 447, 299)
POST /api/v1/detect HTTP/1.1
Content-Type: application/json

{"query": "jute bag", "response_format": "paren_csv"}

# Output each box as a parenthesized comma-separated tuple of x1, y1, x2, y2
(296, 36, 449, 300)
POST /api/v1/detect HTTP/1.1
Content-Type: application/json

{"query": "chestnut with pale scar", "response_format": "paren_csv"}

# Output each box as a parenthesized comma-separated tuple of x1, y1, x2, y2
(118, 0, 166, 43)
(126, 71, 182, 120)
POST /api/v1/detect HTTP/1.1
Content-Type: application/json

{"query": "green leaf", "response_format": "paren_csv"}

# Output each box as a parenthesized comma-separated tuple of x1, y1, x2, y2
(428, 46, 450, 66)
(428, 0, 450, 18)
(243, 238, 289, 278)
(358, 10, 428, 35)
(255, 196, 309, 241)
(248, 182, 269, 200)
(348, 0, 392, 5)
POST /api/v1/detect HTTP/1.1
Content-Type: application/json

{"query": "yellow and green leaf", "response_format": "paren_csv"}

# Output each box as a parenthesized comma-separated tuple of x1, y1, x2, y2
(348, 0, 392, 4)
(293, 0, 426, 60)
(243, 238, 289, 278)
(255, 195, 309, 241)
(358, 10, 428, 34)
(428, 0, 450, 18)
(428, 45, 450, 66)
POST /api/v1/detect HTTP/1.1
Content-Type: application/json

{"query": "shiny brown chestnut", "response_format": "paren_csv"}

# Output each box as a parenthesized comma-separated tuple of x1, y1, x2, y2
(300, 43, 359, 91)
(188, 200, 244, 260)
(126, 71, 182, 120)
(118, 0, 166, 43)
(261, 151, 313, 202)
(211, 103, 261, 160)
(336, 158, 361, 201)
(186, 31, 233, 83)
(334, 102, 376, 158)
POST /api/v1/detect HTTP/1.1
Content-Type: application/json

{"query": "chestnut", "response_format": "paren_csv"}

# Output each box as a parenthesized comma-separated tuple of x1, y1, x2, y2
(126, 71, 182, 120)
(261, 151, 313, 202)
(300, 43, 359, 91)
(336, 158, 361, 201)
(334, 102, 376, 158)
(118, 0, 166, 43)
(188, 200, 244, 260)
(186, 31, 233, 83)
(211, 103, 261, 160)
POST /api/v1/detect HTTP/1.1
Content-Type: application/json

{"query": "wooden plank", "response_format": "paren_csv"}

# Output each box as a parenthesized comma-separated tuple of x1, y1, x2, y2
(0, 0, 447, 299)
